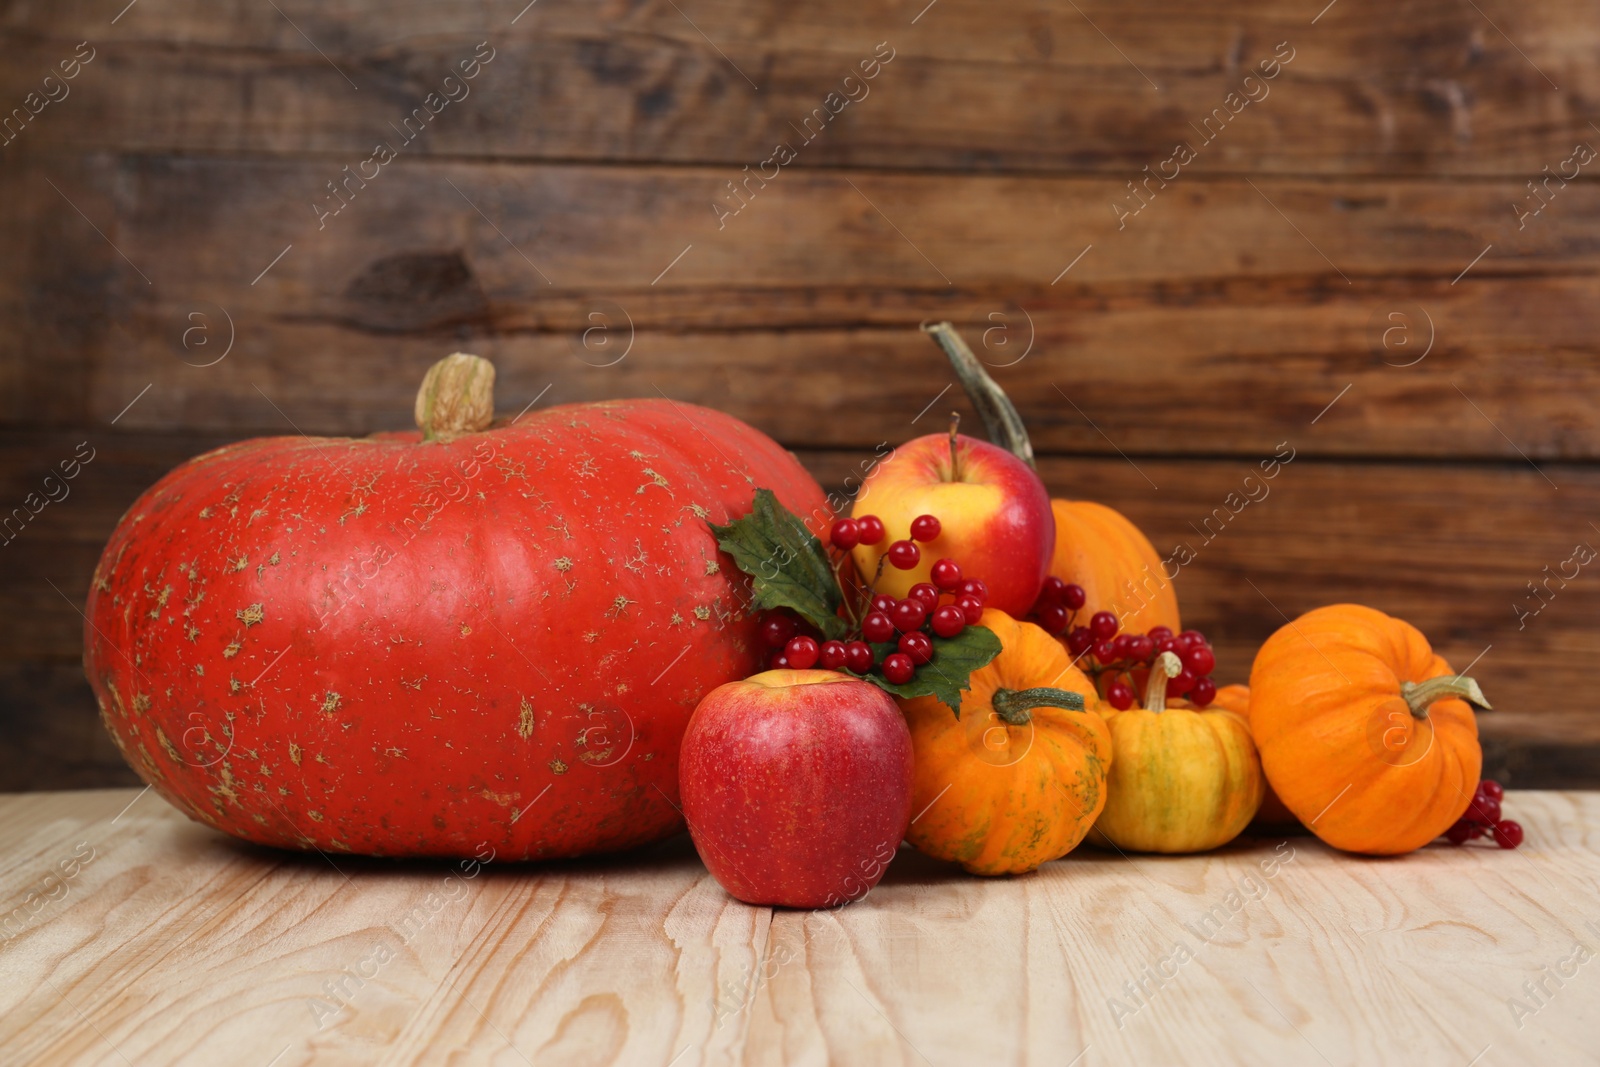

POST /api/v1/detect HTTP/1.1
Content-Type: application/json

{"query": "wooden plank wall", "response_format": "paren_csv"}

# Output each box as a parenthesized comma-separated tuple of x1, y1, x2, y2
(2, 0, 1598, 789)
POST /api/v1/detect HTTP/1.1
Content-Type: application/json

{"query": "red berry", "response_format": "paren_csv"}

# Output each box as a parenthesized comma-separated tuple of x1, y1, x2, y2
(761, 614, 796, 648)
(898, 630, 934, 665)
(1106, 681, 1134, 710)
(1183, 645, 1216, 676)
(955, 594, 985, 625)
(785, 636, 820, 670)
(862, 612, 895, 644)
(1176, 629, 1207, 652)
(1169, 670, 1196, 696)
(1445, 819, 1474, 845)
(891, 598, 928, 633)
(1190, 677, 1217, 707)
(1090, 611, 1119, 641)
(1494, 820, 1524, 849)
(931, 604, 966, 639)
(769, 652, 792, 670)
(1066, 627, 1094, 657)
(1124, 634, 1154, 662)
(829, 518, 860, 550)
(1147, 626, 1174, 642)
(886, 540, 921, 570)
(1041, 576, 1069, 603)
(909, 582, 942, 610)
(1092, 639, 1119, 664)
(1153, 636, 1178, 655)
(844, 641, 874, 674)
(1037, 603, 1070, 635)
(871, 593, 897, 615)
(855, 515, 885, 545)
(930, 558, 963, 590)
(1480, 780, 1505, 802)
(1062, 584, 1087, 611)
(909, 514, 942, 542)
(1466, 791, 1502, 825)
(882, 653, 915, 685)
(1113, 633, 1137, 658)
(959, 578, 989, 604)
(819, 640, 847, 670)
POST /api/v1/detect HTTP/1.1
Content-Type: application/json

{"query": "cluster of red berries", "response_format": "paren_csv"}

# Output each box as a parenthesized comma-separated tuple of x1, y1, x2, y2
(762, 512, 987, 686)
(1444, 780, 1522, 848)
(827, 512, 943, 573)
(1029, 579, 1218, 708)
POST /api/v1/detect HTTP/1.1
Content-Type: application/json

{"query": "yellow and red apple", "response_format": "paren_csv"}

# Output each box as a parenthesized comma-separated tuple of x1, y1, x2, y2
(850, 433, 1053, 616)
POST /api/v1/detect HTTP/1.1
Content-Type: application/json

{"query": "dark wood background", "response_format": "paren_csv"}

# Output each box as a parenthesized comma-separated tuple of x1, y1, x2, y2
(3, 0, 1598, 790)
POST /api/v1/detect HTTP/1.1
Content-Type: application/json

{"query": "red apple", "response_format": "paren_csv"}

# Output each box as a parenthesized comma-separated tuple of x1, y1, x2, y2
(680, 669, 913, 908)
(851, 432, 1053, 616)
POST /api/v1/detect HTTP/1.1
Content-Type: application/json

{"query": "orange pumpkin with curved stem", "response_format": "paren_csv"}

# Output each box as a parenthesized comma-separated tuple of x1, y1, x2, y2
(1209, 684, 1298, 827)
(1248, 604, 1486, 855)
(899, 609, 1111, 875)
(925, 323, 1180, 633)
(1090, 652, 1263, 853)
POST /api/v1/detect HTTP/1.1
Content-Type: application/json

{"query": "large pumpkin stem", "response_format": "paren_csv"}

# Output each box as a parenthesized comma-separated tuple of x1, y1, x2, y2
(990, 686, 1084, 726)
(1400, 674, 1492, 719)
(416, 352, 496, 442)
(922, 322, 1036, 469)
(1144, 651, 1182, 713)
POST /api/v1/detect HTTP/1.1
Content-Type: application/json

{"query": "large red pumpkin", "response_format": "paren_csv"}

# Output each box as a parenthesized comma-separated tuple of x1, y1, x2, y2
(85, 354, 828, 860)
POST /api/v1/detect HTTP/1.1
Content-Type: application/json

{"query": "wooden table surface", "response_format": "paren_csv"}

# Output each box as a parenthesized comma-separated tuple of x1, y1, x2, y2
(3, 789, 1598, 1066)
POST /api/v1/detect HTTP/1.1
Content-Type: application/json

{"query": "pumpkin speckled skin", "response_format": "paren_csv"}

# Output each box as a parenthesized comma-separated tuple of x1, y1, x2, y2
(900, 610, 1111, 876)
(85, 397, 827, 860)
(1089, 657, 1264, 853)
(1248, 604, 1481, 855)
(1050, 499, 1180, 636)
(1210, 684, 1299, 827)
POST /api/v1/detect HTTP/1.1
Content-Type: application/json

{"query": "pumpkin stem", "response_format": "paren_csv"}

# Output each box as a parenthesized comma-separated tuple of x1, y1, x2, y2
(416, 352, 496, 442)
(1144, 651, 1182, 713)
(1400, 674, 1492, 720)
(922, 322, 1036, 469)
(989, 686, 1084, 726)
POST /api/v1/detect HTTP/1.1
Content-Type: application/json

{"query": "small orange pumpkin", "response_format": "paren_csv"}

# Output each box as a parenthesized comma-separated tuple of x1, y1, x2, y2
(899, 609, 1111, 875)
(926, 322, 1180, 633)
(1090, 652, 1263, 853)
(1249, 604, 1486, 855)
(1209, 684, 1298, 827)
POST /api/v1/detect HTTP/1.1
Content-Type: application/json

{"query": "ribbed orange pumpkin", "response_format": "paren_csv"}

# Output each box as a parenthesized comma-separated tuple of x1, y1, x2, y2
(925, 322, 1179, 633)
(1050, 499, 1180, 634)
(1249, 604, 1486, 855)
(1210, 684, 1298, 827)
(899, 609, 1111, 875)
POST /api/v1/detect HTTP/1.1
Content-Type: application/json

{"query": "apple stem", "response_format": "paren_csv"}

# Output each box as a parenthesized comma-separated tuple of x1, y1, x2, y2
(947, 411, 962, 480)
(922, 322, 1035, 469)
(989, 686, 1085, 726)
(1144, 651, 1182, 713)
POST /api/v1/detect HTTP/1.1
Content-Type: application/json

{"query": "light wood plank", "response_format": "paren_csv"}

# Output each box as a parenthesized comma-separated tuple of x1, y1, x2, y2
(2, 789, 1598, 1065)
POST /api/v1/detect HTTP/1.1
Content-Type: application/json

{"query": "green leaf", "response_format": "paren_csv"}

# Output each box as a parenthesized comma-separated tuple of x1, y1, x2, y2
(865, 624, 1002, 716)
(709, 488, 848, 641)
